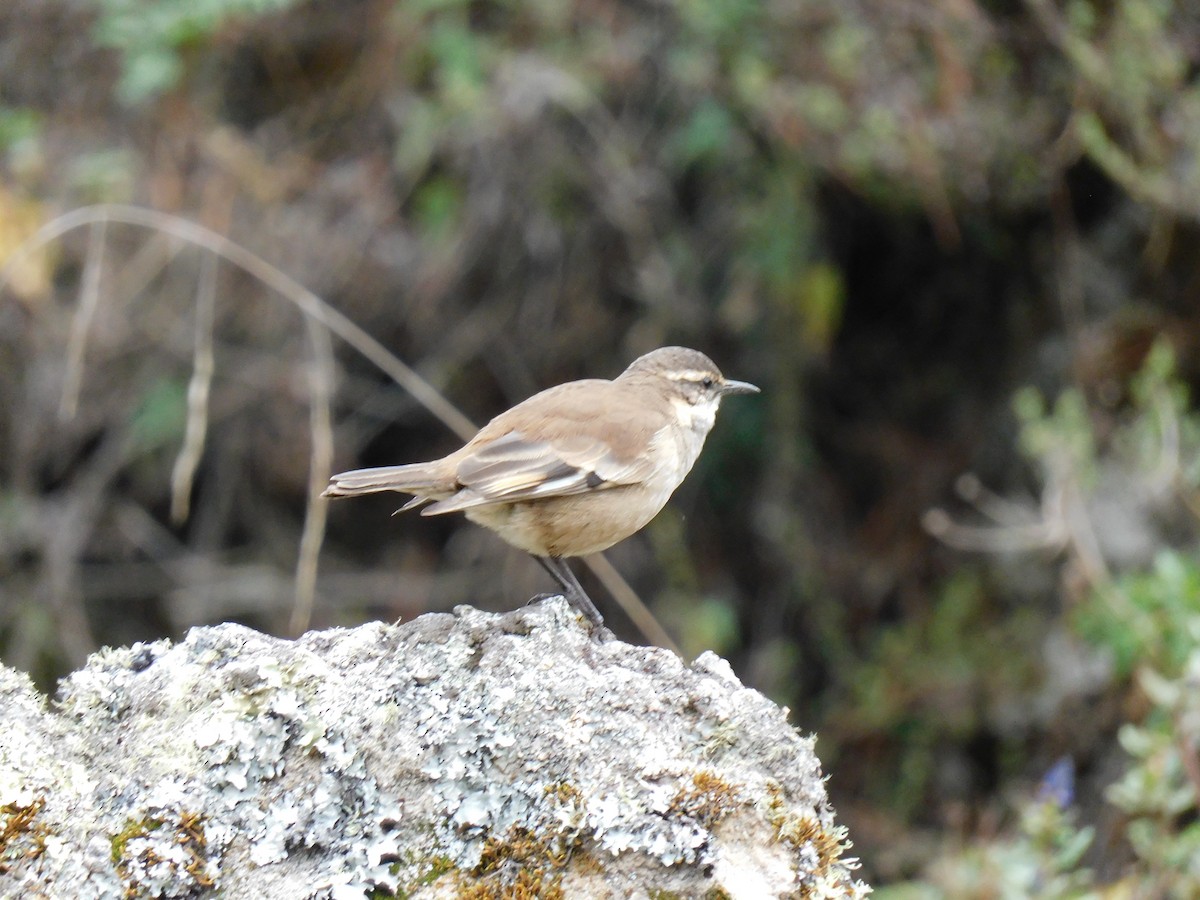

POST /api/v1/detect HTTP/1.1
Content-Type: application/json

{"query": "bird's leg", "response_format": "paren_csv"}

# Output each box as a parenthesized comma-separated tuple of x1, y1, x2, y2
(534, 556, 605, 628)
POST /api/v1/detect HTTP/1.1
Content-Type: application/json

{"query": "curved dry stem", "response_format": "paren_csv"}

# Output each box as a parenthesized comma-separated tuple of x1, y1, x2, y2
(170, 249, 217, 525)
(58, 218, 106, 421)
(3, 204, 671, 647)
(584, 553, 679, 655)
(2, 204, 479, 441)
(292, 318, 335, 636)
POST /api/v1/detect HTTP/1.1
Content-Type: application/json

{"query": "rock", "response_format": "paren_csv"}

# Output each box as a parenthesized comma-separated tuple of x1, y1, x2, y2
(0, 597, 869, 898)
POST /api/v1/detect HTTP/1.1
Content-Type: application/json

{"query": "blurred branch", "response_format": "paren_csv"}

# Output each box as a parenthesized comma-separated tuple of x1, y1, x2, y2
(39, 426, 134, 666)
(58, 218, 106, 421)
(2, 204, 479, 441)
(291, 316, 334, 636)
(1027, 0, 1200, 221)
(1073, 111, 1195, 218)
(169, 249, 217, 525)
(2, 205, 675, 649)
(584, 554, 678, 654)
(922, 470, 1068, 554)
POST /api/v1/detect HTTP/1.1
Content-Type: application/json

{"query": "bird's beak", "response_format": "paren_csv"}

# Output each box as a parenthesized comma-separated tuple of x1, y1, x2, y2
(720, 379, 760, 396)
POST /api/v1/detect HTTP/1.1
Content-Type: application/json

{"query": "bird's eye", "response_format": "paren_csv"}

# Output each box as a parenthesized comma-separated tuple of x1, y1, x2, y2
(701, 377, 715, 389)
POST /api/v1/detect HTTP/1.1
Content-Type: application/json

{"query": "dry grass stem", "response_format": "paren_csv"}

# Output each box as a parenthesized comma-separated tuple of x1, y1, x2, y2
(58, 218, 106, 421)
(3, 204, 673, 647)
(291, 319, 335, 635)
(2, 204, 478, 440)
(170, 250, 217, 525)
(584, 554, 679, 654)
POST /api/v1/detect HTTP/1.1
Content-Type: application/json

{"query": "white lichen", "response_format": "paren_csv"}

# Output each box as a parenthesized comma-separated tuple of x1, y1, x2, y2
(0, 598, 870, 898)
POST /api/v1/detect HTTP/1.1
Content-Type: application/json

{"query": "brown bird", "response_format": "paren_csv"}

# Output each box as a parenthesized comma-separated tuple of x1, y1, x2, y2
(323, 347, 759, 627)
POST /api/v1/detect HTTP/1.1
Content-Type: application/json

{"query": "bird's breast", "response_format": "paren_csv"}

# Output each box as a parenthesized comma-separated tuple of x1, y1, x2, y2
(464, 484, 671, 557)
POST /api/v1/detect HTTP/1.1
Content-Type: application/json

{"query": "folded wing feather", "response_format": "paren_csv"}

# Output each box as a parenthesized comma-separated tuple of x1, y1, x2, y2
(421, 430, 656, 515)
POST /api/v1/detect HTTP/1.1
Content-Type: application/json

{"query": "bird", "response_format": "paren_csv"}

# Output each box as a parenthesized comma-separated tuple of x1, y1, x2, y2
(323, 346, 759, 628)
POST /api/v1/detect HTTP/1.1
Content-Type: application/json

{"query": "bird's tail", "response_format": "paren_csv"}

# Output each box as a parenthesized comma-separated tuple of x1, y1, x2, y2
(322, 463, 450, 504)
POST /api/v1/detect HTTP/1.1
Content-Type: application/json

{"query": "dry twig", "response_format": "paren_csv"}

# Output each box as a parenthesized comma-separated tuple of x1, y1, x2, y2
(169, 249, 217, 525)
(2, 204, 676, 649)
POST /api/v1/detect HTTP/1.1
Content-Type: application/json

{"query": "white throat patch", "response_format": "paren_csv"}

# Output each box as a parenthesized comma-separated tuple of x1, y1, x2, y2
(671, 395, 719, 436)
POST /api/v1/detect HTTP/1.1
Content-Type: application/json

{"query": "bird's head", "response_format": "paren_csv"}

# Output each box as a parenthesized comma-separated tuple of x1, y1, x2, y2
(619, 346, 759, 434)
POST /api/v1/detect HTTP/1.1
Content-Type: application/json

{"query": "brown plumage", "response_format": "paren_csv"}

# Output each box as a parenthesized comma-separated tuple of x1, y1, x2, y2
(324, 347, 759, 628)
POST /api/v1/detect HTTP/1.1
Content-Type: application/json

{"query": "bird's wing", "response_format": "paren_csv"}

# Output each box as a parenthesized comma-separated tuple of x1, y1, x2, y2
(420, 429, 658, 515)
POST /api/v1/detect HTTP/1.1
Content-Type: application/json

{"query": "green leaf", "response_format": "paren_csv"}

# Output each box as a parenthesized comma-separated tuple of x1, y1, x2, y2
(130, 378, 187, 450)
(413, 176, 463, 242)
(117, 47, 183, 105)
(670, 99, 734, 167)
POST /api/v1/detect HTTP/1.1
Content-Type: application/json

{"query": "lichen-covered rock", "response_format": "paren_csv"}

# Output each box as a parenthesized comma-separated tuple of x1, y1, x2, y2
(0, 597, 869, 898)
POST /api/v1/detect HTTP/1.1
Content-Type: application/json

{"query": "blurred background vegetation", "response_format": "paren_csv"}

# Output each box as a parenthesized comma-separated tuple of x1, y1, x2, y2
(3, 0, 1200, 893)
